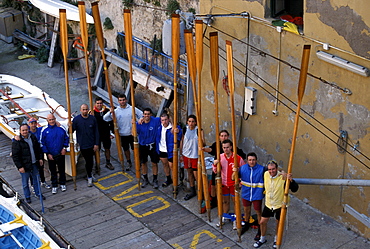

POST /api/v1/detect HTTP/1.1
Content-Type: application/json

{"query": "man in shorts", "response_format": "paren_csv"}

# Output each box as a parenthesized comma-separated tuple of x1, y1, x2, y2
(238, 152, 266, 237)
(254, 160, 299, 248)
(137, 108, 161, 188)
(104, 94, 143, 171)
(212, 139, 244, 227)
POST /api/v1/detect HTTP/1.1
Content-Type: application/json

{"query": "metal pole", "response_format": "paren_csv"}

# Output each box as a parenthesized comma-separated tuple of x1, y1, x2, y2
(294, 178, 370, 186)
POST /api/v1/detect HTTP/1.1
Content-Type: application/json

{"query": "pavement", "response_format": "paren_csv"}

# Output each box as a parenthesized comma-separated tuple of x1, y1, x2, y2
(1, 40, 369, 248)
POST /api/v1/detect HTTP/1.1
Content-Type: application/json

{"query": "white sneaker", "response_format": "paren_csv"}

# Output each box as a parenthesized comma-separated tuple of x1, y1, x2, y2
(216, 217, 225, 227)
(60, 185, 66, 192)
(41, 182, 51, 189)
(233, 220, 237, 230)
(88, 178, 93, 187)
(52, 187, 57, 194)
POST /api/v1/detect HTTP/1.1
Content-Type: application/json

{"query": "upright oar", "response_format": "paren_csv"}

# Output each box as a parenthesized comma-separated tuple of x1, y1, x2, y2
(210, 32, 222, 226)
(59, 9, 77, 190)
(124, 9, 141, 190)
(78, 1, 100, 175)
(195, 20, 211, 221)
(184, 30, 203, 212)
(276, 45, 311, 249)
(171, 14, 180, 198)
(91, 2, 125, 170)
(226, 40, 242, 241)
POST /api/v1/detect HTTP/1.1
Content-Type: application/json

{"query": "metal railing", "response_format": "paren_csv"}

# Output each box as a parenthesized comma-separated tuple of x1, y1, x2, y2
(117, 32, 187, 87)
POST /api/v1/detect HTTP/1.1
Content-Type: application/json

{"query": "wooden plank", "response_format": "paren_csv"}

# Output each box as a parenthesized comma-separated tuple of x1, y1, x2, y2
(48, 18, 59, 68)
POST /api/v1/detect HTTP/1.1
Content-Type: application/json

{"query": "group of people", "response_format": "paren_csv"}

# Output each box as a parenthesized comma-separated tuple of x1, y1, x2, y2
(12, 94, 299, 248)
(210, 137, 299, 248)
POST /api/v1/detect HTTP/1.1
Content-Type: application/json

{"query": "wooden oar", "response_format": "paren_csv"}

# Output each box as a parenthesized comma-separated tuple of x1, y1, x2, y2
(171, 14, 180, 198)
(59, 9, 77, 190)
(91, 2, 125, 170)
(210, 32, 222, 226)
(123, 9, 141, 190)
(226, 40, 242, 241)
(276, 44, 311, 249)
(195, 19, 211, 221)
(78, 1, 100, 175)
(184, 30, 203, 212)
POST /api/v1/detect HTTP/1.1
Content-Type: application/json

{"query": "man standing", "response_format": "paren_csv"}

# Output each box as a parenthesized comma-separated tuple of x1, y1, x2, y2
(73, 104, 99, 187)
(238, 152, 265, 238)
(136, 108, 161, 188)
(104, 94, 143, 171)
(253, 160, 299, 249)
(94, 97, 114, 171)
(212, 139, 244, 227)
(12, 124, 45, 203)
(41, 114, 69, 194)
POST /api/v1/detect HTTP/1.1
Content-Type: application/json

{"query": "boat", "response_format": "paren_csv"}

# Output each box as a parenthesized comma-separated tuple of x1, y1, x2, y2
(29, 0, 94, 23)
(0, 195, 64, 249)
(0, 74, 79, 176)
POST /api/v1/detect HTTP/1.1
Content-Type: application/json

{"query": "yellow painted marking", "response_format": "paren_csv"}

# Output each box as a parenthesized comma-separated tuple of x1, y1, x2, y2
(190, 230, 222, 249)
(38, 240, 51, 249)
(126, 196, 170, 218)
(94, 172, 133, 190)
(113, 184, 153, 201)
(171, 244, 183, 249)
(10, 214, 27, 226)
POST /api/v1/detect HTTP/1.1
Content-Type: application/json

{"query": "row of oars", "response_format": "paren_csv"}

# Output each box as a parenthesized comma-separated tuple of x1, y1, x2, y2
(61, 4, 310, 247)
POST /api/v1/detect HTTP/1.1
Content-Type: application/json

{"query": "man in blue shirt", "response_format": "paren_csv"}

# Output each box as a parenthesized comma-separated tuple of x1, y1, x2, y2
(72, 104, 99, 187)
(136, 108, 161, 188)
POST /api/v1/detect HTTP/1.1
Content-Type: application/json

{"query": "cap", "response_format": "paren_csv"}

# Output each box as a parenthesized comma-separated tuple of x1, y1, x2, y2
(28, 118, 37, 123)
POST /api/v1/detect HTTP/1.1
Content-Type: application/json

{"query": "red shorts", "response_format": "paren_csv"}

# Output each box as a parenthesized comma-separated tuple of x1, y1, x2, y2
(242, 199, 262, 211)
(183, 156, 198, 170)
(222, 185, 235, 197)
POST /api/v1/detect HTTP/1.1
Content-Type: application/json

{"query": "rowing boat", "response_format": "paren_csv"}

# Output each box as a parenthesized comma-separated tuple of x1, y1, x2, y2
(0, 74, 79, 176)
(0, 195, 63, 249)
(29, 0, 94, 23)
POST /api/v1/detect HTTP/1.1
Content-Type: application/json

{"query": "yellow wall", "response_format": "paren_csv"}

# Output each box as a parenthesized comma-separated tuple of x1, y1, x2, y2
(200, 0, 370, 237)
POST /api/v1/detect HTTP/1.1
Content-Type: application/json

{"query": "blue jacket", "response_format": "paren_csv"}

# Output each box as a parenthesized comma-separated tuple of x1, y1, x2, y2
(239, 163, 266, 201)
(137, 117, 161, 145)
(156, 124, 182, 159)
(72, 114, 99, 149)
(41, 124, 69, 156)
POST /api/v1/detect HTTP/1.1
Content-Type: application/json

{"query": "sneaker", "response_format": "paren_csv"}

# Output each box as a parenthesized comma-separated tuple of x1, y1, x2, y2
(153, 179, 159, 189)
(253, 240, 267, 248)
(273, 242, 277, 249)
(233, 220, 237, 230)
(105, 162, 114, 170)
(60, 185, 67, 192)
(125, 161, 132, 171)
(41, 182, 51, 189)
(26, 197, 32, 204)
(88, 177, 93, 187)
(52, 187, 57, 194)
(141, 179, 150, 188)
(216, 217, 225, 227)
(30, 185, 35, 194)
(162, 179, 172, 187)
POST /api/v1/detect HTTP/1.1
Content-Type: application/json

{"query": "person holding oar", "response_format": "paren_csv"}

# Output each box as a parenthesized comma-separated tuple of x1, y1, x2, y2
(212, 139, 244, 228)
(253, 160, 299, 248)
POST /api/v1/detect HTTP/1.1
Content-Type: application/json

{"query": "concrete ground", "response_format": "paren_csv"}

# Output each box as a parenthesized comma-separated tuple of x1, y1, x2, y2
(1, 40, 369, 248)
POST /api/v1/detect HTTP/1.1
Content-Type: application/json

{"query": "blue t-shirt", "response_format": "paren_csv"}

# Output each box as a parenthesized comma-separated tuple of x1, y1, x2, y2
(137, 117, 161, 145)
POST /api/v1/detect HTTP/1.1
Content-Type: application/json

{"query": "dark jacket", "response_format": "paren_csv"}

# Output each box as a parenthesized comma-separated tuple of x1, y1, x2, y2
(12, 133, 43, 172)
(72, 114, 99, 149)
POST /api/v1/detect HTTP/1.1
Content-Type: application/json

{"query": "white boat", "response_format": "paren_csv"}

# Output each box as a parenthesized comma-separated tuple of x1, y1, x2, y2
(0, 195, 64, 249)
(0, 74, 79, 177)
(29, 0, 94, 23)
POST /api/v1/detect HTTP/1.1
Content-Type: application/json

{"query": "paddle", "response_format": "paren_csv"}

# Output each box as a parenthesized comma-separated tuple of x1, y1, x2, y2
(210, 31, 222, 226)
(91, 2, 125, 170)
(171, 14, 180, 198)
(59, 9, 77, 190)
(123, 9, 141, 190)
(276, 44, 311, 249)
(226, 40, 242, 241)
(195, 20, 211, 221)
(184, 30, 203, 212)
(78, 1, 100, 175)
